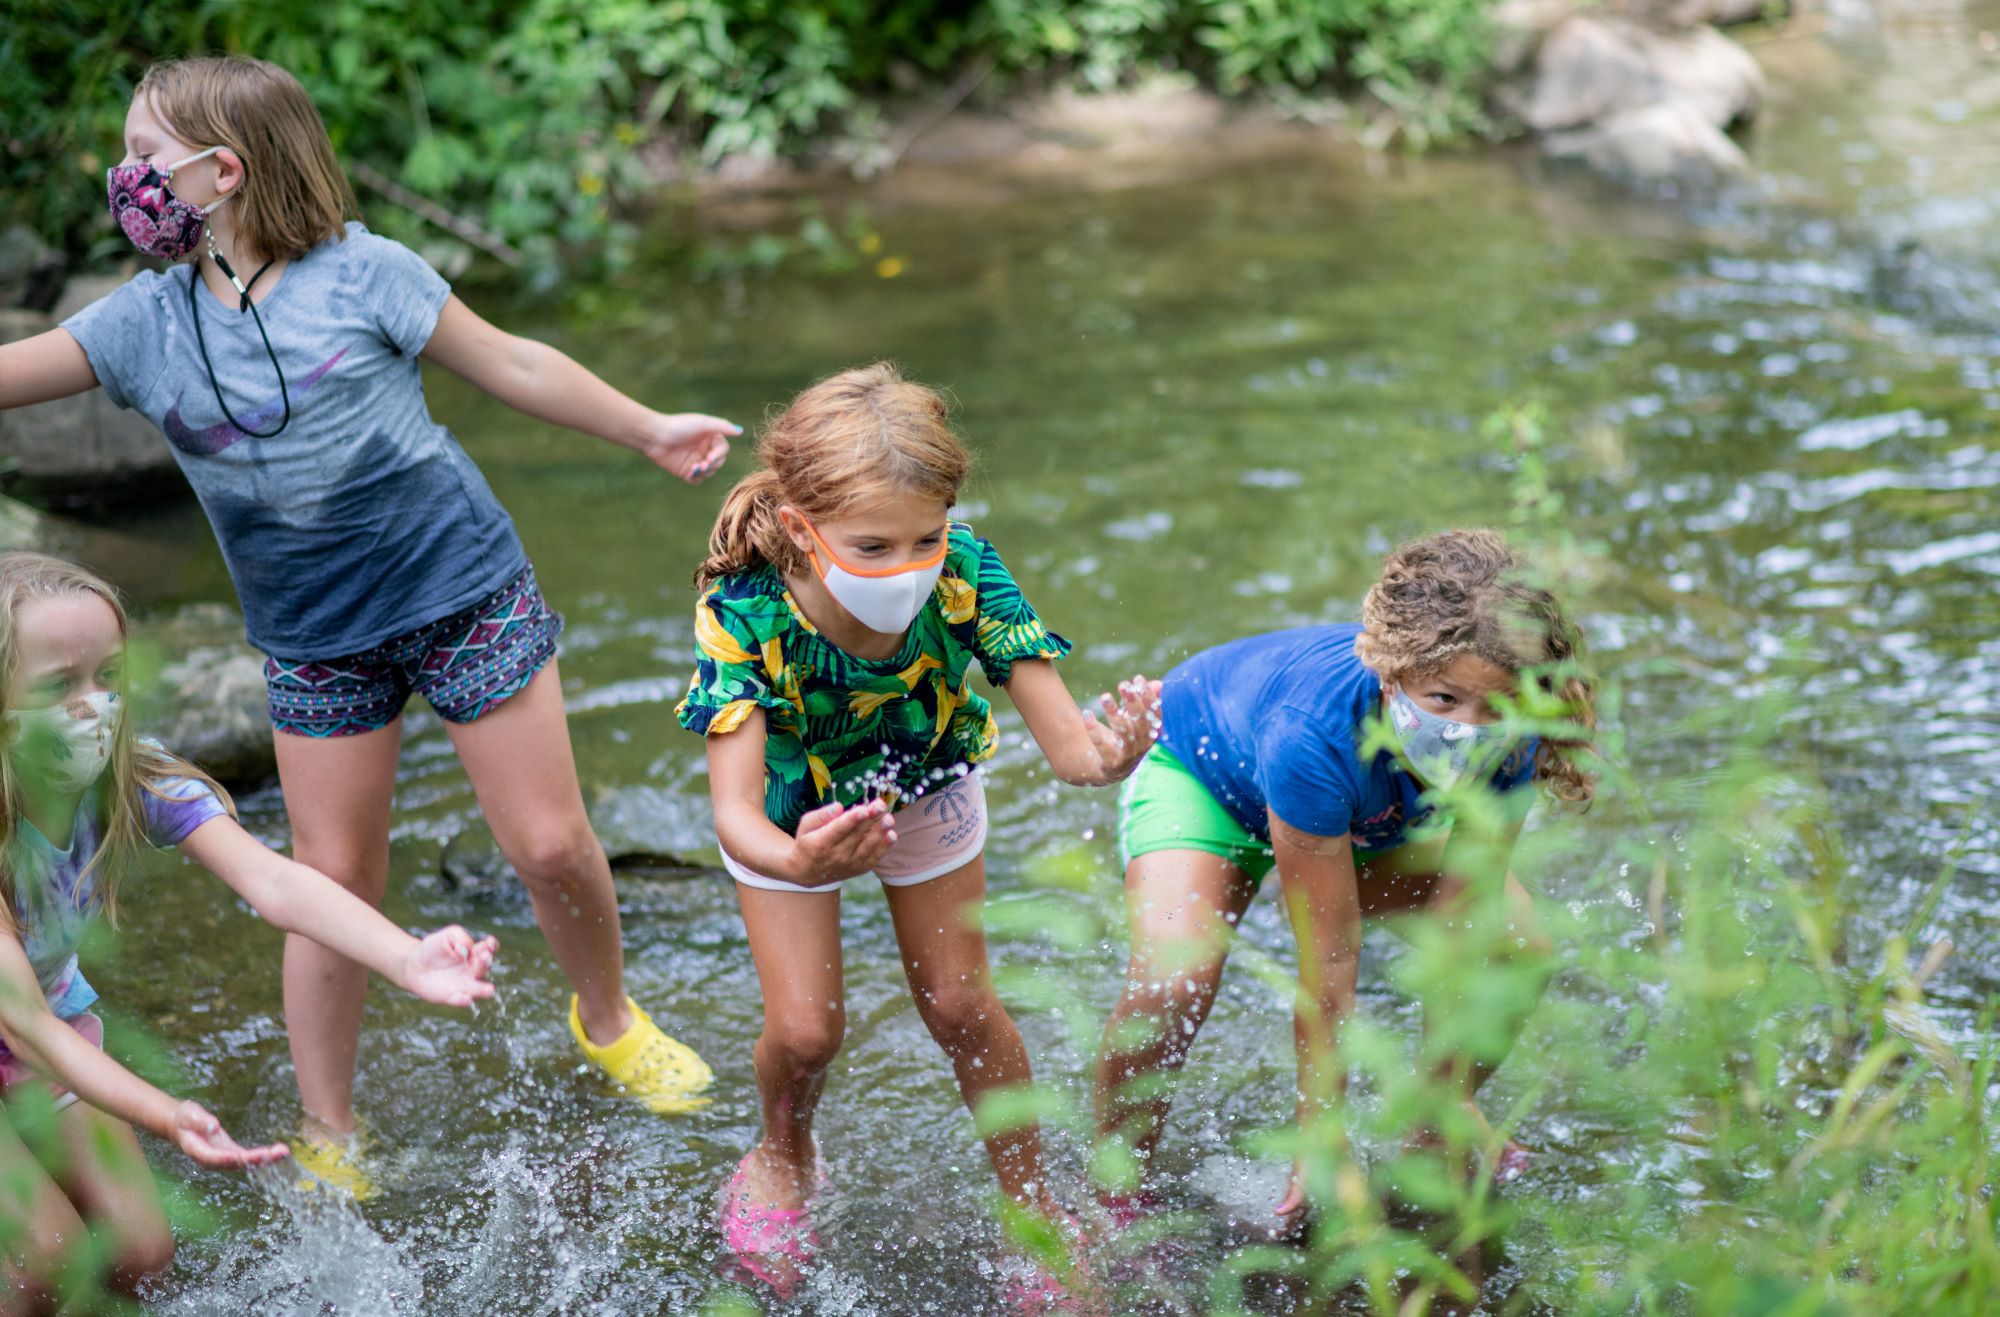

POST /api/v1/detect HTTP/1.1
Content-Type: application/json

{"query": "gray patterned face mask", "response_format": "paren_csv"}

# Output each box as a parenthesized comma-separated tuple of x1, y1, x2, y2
(1386, 686, 1509, 789)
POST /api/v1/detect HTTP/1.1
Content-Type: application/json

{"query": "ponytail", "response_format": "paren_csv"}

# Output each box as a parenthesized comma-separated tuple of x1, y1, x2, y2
(695, 470, 793, 590)
(693, 362, 972, 593)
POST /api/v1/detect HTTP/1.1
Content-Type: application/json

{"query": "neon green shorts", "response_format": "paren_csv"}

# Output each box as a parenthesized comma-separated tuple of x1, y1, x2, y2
(1118, 743, 1384, 878)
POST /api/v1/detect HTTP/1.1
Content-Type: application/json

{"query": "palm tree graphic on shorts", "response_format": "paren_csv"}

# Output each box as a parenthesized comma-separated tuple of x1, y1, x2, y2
(920, 778, 977, 844)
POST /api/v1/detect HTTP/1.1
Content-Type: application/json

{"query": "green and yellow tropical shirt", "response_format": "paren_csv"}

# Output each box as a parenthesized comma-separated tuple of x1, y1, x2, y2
(676, 523, 1071, 834)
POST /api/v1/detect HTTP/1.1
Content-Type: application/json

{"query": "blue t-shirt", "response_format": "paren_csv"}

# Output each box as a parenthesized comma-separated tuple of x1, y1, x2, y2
(1157, 624, 1537, 851)
(63, 222, 527, 659)
(4, 772, 227, 1029)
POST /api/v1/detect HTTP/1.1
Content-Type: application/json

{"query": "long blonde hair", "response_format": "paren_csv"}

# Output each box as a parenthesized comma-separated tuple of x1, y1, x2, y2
(136, 55, 358, 262)
(695, 362, 973, 590)
(1355, 529, 1598, 808)
(0, 553, 234, 931)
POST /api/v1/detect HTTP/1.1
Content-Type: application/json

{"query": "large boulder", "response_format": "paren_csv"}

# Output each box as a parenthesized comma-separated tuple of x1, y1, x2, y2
(1499, 12, 1764, 183)
(0, 302, 187, 507)
(0, 224, 66, 312)
(440, 783, 709, 896)
(135, 602, 275, 786)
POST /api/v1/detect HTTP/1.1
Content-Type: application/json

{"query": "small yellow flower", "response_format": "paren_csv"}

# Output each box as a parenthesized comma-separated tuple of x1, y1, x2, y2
(875, 257, 904, 279)
(613, 123, 641, 147)
(578, 171, 604, 197)
(858, 232, 883, 254)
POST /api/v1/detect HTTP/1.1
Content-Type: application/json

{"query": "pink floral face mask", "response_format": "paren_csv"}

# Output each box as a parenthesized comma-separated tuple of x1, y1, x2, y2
(105, 145, 230, 260)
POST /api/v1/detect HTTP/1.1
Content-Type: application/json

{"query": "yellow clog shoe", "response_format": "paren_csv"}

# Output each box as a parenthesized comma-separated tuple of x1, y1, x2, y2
(570, 994, 713, 1116)
(292, 1119, 377, 1201)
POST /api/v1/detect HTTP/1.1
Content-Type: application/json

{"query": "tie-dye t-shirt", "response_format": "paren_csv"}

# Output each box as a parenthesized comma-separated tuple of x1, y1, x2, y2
(62, 223, 526, 658)
(676, 524, 1070, 834)
(5, 773, 227, 1027)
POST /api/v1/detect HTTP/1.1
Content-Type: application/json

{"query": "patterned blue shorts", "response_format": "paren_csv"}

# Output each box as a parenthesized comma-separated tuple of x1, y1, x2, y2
(264, 566, 564, 737)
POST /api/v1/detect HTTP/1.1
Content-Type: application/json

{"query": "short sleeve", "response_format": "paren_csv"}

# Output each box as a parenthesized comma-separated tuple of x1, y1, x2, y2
(950, 528, 1071, 685)
(675, 583, 798, 737)
(141, 775, 228, 848)
(60, 274, 170, 411)
(1253, 705, 1359, 839)
(356, 232, 451, 356)
(1495, 738, 1540, 795)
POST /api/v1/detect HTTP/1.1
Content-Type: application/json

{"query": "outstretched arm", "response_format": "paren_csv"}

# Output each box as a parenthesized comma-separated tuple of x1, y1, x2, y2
(0, 330, 99, 409)
(0, 938, 287, 1167)
(1269, 812, 1362, 1217)
(419, 294, 738, 481)
(178, 815, 496, 1007)
(1001, 659, 1160, 787)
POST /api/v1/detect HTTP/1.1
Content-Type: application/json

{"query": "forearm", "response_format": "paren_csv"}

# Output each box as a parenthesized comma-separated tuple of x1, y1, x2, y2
(486, 338, 657, 448)
(714, 798, 809, 884)
(254, 856, 420, 989)
(2, 1016, 178, 1138)
(1293, 954, 1358, 1109)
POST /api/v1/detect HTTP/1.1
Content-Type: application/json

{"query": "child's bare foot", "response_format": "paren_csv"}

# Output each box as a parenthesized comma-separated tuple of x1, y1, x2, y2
(735, 1138, 818, 1212)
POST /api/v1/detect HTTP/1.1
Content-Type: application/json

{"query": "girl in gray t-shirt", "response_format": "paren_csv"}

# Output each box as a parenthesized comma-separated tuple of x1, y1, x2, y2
(0, 55, 725, 1192)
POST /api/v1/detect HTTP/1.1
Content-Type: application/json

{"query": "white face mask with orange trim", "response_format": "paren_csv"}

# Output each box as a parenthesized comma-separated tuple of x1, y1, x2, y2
(798, 517, 947, 634)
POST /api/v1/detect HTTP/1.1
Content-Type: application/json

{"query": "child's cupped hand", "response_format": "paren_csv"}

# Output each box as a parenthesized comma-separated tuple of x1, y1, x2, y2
(400, 926, 500, 1008)
(789, 799, 897, 887)
(640, 412, 742, 484)
(173, 1100, 290, 1169)
(1083, 674, 1163, 785)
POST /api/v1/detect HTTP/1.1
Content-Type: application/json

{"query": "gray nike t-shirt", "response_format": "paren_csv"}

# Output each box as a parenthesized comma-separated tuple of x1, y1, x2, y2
(62, 222, 527, 658)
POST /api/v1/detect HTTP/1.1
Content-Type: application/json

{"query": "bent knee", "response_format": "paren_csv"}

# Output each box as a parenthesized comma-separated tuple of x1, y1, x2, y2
(108, 1231, 175, 1293)
(762, 1012, 845, 1075)
(504, 819, 603, 886)
(914, 984, 1003, 1047)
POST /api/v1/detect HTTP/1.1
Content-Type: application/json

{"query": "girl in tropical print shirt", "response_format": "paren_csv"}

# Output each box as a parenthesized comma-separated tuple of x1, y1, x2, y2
(677, 362, 1158, 1309)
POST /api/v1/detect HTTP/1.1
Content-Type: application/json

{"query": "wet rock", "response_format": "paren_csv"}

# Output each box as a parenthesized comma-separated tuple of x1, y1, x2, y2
(1624, 0, 1785, 27)
(0, 494, 74, 555)
(0, 306, 187, 507)
(0, 224, 66, 312)
(441, 823, 522, 899)
(588, 783, 713, 872)
(136, 602, 275, 786)
(1500, 14, 1764, 183)
(1544, 100, 1752, 182)
(438, 783, 708, 895)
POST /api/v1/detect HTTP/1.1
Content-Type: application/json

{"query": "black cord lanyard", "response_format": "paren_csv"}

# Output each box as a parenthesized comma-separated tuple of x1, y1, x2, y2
(187, 251, 290, 440)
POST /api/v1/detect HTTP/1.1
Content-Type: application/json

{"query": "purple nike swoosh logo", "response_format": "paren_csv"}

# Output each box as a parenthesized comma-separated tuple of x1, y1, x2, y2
(163, 348, 349, 456)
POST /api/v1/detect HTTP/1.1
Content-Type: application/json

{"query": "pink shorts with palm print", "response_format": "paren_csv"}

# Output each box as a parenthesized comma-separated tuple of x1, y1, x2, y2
(723, 773, 988, 893)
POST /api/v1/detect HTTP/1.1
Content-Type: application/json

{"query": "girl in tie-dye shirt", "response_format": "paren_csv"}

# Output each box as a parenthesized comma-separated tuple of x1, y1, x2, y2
(0, 552, 497, 1304)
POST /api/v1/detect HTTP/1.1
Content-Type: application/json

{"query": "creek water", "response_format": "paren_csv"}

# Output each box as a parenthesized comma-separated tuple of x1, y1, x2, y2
(68, 3, 2000, 1312)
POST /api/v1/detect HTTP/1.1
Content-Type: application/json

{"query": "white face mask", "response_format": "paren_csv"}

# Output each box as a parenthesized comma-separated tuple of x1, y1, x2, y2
(5, 692, 122, 794)
(798, 517, 947, 635)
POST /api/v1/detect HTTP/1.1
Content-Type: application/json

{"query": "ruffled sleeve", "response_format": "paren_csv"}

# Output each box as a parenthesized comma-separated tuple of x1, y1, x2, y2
(675, 576, 804, 738)
(946, 525, 1071, 685)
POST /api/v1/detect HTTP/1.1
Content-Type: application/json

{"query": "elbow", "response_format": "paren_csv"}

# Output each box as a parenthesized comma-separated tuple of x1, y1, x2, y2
(247, 878, 302, 934)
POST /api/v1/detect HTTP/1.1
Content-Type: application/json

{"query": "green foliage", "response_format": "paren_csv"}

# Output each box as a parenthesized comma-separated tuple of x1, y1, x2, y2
(3, 0, 1497, 283)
